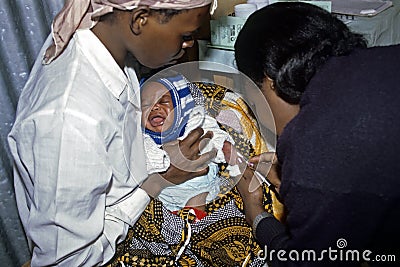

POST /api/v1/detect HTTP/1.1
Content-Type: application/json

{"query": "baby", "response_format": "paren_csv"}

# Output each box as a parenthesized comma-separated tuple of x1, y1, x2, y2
(140, 73, 239, 213)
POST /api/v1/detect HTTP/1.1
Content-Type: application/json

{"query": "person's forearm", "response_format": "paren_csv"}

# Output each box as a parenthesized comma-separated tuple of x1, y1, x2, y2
(28, 188, 149, 267)
(245, 203, 265, 226)
(21, 116, 151, 266)
(141, 173, 166, 197)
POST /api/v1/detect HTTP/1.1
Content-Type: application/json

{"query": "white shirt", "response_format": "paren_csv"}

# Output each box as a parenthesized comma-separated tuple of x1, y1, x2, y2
(8, 29, 150, 266)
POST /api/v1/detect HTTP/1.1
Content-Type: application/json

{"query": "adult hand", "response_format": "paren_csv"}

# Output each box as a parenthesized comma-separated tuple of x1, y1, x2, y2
(236, 152, 280, 225)
(236, 165, 266, 226)
(141, 128, 217, 197)
(248, 152, 281, 192)
(162, 127, 217, 181)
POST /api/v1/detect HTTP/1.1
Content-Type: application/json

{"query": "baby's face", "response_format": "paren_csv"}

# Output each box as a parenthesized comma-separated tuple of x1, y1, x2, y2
(141, 82, 175, 133)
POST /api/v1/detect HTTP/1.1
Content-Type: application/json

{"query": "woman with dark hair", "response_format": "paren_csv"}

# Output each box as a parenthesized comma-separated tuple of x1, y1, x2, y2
(235, 2, 400, 266)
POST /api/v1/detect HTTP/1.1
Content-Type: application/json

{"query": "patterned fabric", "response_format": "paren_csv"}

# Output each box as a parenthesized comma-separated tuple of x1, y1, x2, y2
(107, 82, 284, 267)
(43, 0, 217, 64)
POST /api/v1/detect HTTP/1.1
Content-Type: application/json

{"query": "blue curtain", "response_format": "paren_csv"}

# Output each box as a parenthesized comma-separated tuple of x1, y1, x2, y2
(0, 1, 64, 265)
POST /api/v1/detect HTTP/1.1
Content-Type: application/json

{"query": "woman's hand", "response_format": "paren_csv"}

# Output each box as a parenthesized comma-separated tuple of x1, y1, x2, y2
(236, 166, 266, 225)
(248, 152, 281, 192)
(162, 128, 216, 177)
(236, 152, 281, 225)
(141, 128, 217, 197)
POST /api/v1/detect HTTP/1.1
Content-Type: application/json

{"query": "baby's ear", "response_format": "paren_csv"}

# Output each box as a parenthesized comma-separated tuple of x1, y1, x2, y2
(129, 7, 150, 35)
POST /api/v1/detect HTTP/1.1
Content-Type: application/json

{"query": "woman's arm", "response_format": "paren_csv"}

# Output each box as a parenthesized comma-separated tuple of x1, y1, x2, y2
(236, 154, 288, 250)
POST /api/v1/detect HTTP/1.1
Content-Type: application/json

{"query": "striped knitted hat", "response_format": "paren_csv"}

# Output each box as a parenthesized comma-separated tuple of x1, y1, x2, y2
(144, 74, 197, 145)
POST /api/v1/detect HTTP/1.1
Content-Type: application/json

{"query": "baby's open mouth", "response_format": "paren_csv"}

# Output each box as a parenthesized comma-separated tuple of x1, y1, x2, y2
(149, 115, 165, 127)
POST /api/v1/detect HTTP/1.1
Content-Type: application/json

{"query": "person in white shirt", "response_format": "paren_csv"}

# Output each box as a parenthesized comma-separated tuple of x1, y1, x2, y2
(7, 0, 217, 266)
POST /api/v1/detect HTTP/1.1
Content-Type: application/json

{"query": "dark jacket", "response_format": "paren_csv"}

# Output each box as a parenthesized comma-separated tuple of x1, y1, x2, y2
(256, 44, 400, 267)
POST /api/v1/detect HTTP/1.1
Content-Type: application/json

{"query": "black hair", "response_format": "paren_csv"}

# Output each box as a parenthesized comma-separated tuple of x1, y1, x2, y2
(99, 8, 184, 25)
(150, 9, 185, 24)
(234, 2, 367, 104)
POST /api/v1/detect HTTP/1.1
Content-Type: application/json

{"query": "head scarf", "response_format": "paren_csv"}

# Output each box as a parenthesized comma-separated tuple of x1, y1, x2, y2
(143, 74, 196, 145)
(43, 0, 217, 64)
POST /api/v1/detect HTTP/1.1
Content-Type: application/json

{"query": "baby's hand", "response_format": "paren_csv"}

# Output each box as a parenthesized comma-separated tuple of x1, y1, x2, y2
(222, 141, 237, 165)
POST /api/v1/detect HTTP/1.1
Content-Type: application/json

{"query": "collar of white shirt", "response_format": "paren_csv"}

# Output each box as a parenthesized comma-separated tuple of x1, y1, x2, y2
(73, 29, 140, 106)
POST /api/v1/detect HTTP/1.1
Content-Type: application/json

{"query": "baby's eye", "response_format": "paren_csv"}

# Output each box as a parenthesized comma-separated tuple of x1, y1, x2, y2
(141, 104, 151, 109)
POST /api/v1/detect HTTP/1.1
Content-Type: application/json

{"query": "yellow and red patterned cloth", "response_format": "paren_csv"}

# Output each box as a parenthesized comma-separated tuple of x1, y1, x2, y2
(109, 82, 284, 267)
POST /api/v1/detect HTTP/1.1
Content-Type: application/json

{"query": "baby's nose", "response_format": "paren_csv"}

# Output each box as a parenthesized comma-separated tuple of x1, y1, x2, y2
(151, 103, 160, 110)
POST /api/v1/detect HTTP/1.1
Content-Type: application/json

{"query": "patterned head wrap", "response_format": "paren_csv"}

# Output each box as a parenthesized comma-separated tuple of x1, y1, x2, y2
(143, 74, 196, 145)
(43, 0, 217, 64)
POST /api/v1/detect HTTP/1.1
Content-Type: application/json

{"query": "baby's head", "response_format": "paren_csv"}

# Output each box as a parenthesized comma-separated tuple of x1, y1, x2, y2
(140, 74, 196, 145)
(141, 81, 174, 133)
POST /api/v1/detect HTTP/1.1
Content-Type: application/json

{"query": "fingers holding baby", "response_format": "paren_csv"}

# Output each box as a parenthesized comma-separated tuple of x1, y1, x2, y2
(161, 128, 217, 183)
